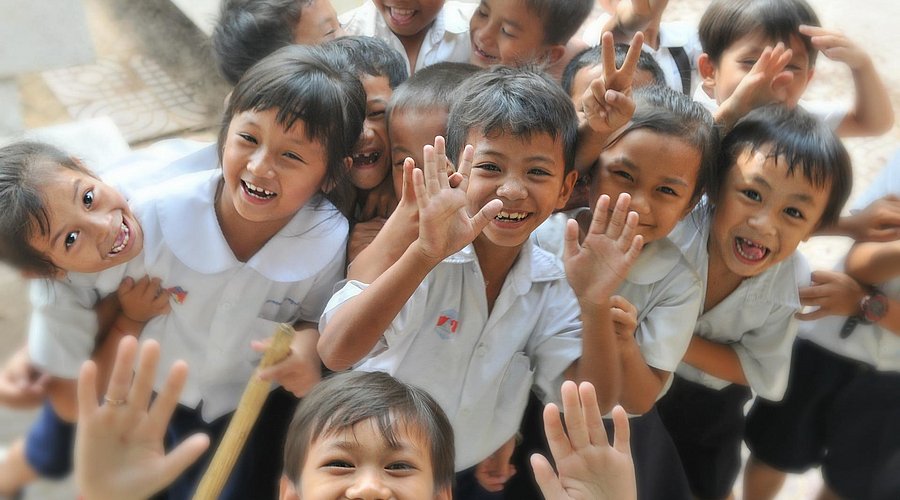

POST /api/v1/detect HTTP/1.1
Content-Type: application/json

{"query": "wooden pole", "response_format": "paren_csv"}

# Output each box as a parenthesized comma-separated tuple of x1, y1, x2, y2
(192, 323, 294, 500)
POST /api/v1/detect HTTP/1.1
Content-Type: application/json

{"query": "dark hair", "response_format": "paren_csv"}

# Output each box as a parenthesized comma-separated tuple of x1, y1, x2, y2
(446, 65, 577, 172)
(711, 104, 852, 228)
(218, 45, 365, 209)
(523, 0, 594, 45)
(323, 36, 408, 89)
(561, 43, 666, 96)
(211, 0, 314, 85)
(0, 141, 94, 276)
(699, 0, 820, 66)
(387, 62, 481, 120)
(283, 371, 455, 492)
(604, 85, 719, 202)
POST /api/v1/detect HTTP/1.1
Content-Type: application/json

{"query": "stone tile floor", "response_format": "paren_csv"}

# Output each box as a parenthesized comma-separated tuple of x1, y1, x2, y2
(3, 0, 900, 498)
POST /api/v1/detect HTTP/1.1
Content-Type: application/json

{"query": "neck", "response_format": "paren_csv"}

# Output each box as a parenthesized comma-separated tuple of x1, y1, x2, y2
(216, 181, 286, 262)
(396, 26, 430, 71)
(703, 235, 744, 312)
(472, 234, 522, 312)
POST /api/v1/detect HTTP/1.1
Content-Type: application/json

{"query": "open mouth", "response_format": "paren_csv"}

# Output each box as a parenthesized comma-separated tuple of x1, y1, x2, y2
(352, 151, 382, 169)
(242, 180, 277, 200)
(109, 220, 130, 256)
(495, 210, 530, 222)
(734, 236, 770, 262)
(388, 7, 416, 25)
(472, 42, 498, 63)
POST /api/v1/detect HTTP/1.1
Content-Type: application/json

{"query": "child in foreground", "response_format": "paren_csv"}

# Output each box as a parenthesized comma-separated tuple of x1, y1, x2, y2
(657, 105, 853, 500)
(74, 336, 637, 500)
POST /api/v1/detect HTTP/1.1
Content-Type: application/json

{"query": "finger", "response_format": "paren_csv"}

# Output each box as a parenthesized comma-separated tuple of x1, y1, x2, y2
(607, 90, 636, 121)
(146, 360, 190, 439)
(448, 172, 464, 189)
(250, 338, 271, 353)
(610, 294, 637, 315)
(159, 433, 210, 490)
(433, 136, 451, 189)
(117, 276, 135, 294)
(588, 73, 610, 112)
(470, 199, 503, 234)
(618, 31, 645, 81)
(128, 340, 161, 414)
(412, 167, 428, 210)
(422, 144, 440, 195)
(605, 193, 632, 239)
(563, 219, 581, 261)
(401, 157, 416, 203)
(626, 234, 644, 262)
(601, 31, 616, 78)
(578, 381, 608, 446)
(618, 210, 640, 251)
(561, 380, 590, 449)
(866, 227, 900, 242)
(104, 336, 138, 403)
(455, 144, 475, 191)
(610, 405, 631, 454)
(77, 360, 100, 421)
(541, 401, 572, 461)
(795, 308, 828, 321)
(530, 454, 566, 500)
(798, 24, 828, 37)
(587, 194, 611, 236)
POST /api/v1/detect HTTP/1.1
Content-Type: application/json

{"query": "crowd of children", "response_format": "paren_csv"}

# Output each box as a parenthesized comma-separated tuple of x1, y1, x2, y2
(1, 0, 899, 499)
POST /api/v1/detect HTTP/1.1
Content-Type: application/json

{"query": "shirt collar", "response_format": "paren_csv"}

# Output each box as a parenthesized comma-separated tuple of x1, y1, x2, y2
(626, 238, 683, 285)
(151, 170, 347, 281)
(445, 239, 566, 295)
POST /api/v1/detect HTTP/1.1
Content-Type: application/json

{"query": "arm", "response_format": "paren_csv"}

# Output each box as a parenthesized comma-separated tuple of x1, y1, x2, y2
(608, 295, 670, 415)
(799, 25, 895, 137)
(563, 194, 643, 412)
(75, 336, 209, 500)
(797, 269, 900, 336)
(681, 337, 748, 386)
(0, 344, 47, 409)
(531, 381, 637, 500)
(254, 321, 322, 397)
(817, 194, 900, 242)
(845, 239, 900, 285)
(319, 140, 503, 370)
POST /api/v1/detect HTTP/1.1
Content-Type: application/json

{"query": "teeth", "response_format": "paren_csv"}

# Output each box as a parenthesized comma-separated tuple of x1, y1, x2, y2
(391, 7, 415, 17)
(495, 210, 528, 221)
(735, 237, 767, 261)
(244, 181, 276, 199)
(110, 223, 129, 255)
(352, 152, 381, 165)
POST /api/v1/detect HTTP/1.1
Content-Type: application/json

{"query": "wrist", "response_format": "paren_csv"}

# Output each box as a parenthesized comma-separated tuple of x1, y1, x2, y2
(408, 240, 445, 268)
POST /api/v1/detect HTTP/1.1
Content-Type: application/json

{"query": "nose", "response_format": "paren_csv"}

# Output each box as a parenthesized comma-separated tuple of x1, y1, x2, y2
(88, 210, 116, 252)
(496, 177, 526, 201)
(345, 470, 391, 500)
(474, 21, 497, 48)
(628, 191, 650, 217)
(748, 209, 777, 234)
(247, 148, 274, 178)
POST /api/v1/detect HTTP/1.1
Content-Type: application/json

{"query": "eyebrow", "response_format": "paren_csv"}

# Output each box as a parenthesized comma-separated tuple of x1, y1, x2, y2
(610, 157, 690, 187)
(479, 148, 555, 164)
(51, 178, 81, 249)
(750, 174, 815, 204)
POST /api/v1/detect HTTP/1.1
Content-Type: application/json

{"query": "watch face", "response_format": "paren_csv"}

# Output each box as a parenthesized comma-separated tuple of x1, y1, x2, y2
(864, 293, 888, 323)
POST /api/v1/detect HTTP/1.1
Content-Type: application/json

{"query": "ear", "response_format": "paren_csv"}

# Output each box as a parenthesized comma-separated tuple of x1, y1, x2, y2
(279, 475, 300, 500)
(545, 44, 567, 66)
(556, 170, 579, 209)
(697, 53, 717, 87)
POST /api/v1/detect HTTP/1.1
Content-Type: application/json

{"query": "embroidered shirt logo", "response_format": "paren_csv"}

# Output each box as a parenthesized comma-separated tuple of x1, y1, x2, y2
(435, 309, 459, 339)
(165, 286, 188, 304)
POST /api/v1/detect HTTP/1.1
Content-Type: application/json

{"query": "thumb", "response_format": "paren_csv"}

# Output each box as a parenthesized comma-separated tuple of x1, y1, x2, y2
(471, 199, 503, 233)
(117, 276, 135, 294)
(563, 218, 581, 262)
(530, 453, 565, 500)
(158, 433, 210, 489)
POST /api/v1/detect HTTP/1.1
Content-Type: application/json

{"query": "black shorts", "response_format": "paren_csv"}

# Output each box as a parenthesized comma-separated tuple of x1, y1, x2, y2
(657, 375, 752, 500)
(745, 338, 900, 500)
(24, 402, 74, 478)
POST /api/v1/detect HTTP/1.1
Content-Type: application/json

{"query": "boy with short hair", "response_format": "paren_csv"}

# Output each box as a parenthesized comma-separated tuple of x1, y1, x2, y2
(319, 65, 641, 494)
(212, 0, 343, 85)
(340, 0, 476, 75)
(695, 0, 893, 136)
(468, 0, 593, 80)
(562, 42, 666, 105)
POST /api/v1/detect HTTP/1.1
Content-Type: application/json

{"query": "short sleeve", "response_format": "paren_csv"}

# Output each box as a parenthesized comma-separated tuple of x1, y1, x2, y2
(296, 249, 347, 323)
(732, 303, 799, 401)
(525, 281, 582, 407)
(636, 277, 703, 374)
(27, 280, 100, 379)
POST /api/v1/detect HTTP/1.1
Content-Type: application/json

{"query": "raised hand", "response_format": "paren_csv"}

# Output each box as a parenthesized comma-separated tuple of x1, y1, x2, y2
(582, 31, 643, 137)
(75, 337, 209, 500)
(411, 136, 502, 263)
(717, 42, 794, 127)
(800, 25, 869, 70)
(843, 195, 900, 242)
(531, 381, 636, 500)
(564, 193, 643, 305)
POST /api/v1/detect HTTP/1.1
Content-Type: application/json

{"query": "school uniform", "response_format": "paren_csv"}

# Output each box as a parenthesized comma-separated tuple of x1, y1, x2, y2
(745, 155, 900, 500)
(340, 0, 475, 75)
(657, 207, 809, 500)
(321, 240, 582, 472)
(692, 85, 847, 131)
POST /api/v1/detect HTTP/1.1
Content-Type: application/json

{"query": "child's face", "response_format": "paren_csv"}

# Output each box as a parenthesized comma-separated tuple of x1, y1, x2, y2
(389, 107, 450, 196)
(469, 0, 551, 68)
(465, 130, 576, 249)
(591, 129, 701, 244)
(281, 418, 450, 500)
(220, 109, 330, 228)
(570, 64, 657, 107)
(373, 0, 445, 39)
(351, 75, 393, 191)
(704, 30, 814, 108)
(293, 0, 343, 45)
(27, 167, 143, 276)
(709, 147, 830, 278)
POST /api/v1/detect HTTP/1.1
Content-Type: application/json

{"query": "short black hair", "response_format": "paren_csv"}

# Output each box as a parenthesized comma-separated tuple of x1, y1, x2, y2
(446, 65, 577, 172)
(218, 45, 365, 210)
(712, 104, 852, 228)
(523, 0, 594, 45)
(323, 36, 409, 89)
(211, 0, 313, 85)
(388, 62, 480, 119)
(561, 43, 666, 96)
(699, 0, 820, 66)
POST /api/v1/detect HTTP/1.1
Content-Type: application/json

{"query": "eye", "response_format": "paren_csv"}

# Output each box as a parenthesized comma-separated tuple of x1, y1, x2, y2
(64, 231, 78, 249)
(501, 26, 514, 37)
(476, 5, 487, 17)
(238, 133, 257, 144)
(82, 189, 94, 208)
(324, 460, 354, 469)
(657, 186, 678, 196)
(528, 167, 551, 176)
(368, 110, 385, 119)
(283, 151, 305, 163)
(475, 162, 500, 172)
(613, 170, 634, 182)
(741, 189, 762, 202)
(784, 206, 804, 219)
(386, 462, 415, 472)
(739, 59, 757, 67)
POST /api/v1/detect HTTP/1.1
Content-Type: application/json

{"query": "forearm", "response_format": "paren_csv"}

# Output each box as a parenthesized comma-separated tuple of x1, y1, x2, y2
(839, 59, 894, 137)
(681, 336, 748, 386)
(570, 300, 622, 413)
(46, 377, 79, 423)
(574, 121, 616, 175)
(319, 243, 438, 370)
(616, 338, 667, 415)
(347, 208, 418, 283)
(845, 240, 900, 284)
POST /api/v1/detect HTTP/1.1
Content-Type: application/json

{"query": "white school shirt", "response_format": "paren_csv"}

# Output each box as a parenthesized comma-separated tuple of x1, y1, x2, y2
(798, 155, 900, 372)
(28, 144, 218, 379)
(340, 0, 474, 75)
(320, 240, 582, 470)
(692, 85, 847, 131)
(668, 207, 810, 401)
(582, 17, 703, 95)
(131, 169, 347, 421)
(532, 210, 701, 400)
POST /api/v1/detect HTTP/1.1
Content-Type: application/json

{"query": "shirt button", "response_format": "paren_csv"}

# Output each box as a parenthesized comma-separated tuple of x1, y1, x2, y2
(476, 344, 488, 356)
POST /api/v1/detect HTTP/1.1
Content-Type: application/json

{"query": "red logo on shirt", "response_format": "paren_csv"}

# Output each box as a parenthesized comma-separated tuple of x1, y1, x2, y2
(165, 286, 188, 304)
(435, 309, 459, 339)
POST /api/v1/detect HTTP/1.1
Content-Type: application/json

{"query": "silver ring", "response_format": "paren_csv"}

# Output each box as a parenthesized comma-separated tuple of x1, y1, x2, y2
(104, 396, 127, 407)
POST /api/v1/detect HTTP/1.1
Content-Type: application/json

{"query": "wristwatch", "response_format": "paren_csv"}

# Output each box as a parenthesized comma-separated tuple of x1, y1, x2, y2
(840, 288, 888, 338)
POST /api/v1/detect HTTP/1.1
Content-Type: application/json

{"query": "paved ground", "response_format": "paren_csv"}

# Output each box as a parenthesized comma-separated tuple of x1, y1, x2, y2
(2, 0, 900, 498)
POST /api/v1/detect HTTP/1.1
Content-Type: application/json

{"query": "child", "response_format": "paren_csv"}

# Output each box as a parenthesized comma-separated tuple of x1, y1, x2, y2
(562, 42, 666, 105)
(318, 65, 641, 495)
(656, 105, 853, 500)
(340, 0, 476, 75)
(695, 0, 893, 136)
(211, 0, 343, 85)
(28, 45, 366, 499)
(468, 0, 593, 80)
(75, 336, 637, 500)
(742, 152, 900, 500)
